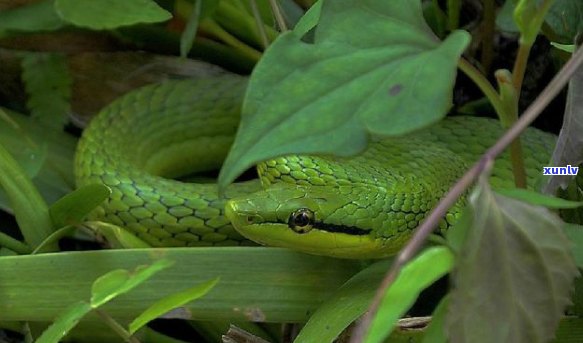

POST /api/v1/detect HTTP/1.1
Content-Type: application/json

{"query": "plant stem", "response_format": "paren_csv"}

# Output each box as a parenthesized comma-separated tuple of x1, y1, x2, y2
(481, 0, 496, 73)
(349, 44, 583, 343)
(512, 0, 555, 93)
(0, 231, 31, 254)
(249, 0, 269, 48)
(199, 19, 262, 62)
(95, 309, 141, 343)
(269, 0, 288, 31)
(512, 42, 531, 95)
(447, 0, 461, 31)
(496, 69, 527, 188)
(458, 58, 505, 116)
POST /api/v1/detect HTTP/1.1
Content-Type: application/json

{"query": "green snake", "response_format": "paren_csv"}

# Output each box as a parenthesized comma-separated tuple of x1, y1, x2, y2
(75, 74, 556, 258)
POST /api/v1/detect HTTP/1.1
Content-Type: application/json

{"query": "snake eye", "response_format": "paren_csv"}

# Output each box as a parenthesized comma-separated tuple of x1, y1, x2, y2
(288, 208, 315, 234)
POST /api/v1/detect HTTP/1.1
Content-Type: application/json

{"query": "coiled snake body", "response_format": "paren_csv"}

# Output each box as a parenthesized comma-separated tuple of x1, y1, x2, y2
(75, 74, 555, 258)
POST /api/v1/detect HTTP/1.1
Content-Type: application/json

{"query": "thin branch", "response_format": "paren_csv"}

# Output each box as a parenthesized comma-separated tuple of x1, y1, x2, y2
(349, 45, 583, 343)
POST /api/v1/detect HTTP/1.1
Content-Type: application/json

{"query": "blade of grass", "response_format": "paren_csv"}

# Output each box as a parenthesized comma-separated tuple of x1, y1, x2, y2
(0, 143, 53, 248)
(0, 247, 361, 322)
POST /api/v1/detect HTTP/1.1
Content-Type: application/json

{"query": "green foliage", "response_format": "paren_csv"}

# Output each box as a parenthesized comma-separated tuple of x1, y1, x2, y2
(49, 184, 111, 228)
(544, 45, 583, 193)
(91, 259, 174, 307)
(1, 0, 582, 342)
(218, 0, 470, 188)
(513, 0, 553, 45)
(446, 178, 579, 343)
(21, 53, 72, 131)
(129, 277, 219, 334)
(179, 0, 204, 58)
(552, 43, 576, 53)
(0, 110, 76, 209)
(497, 0, 582, 44)
(294, 259, 391, 343)
(35, 302, 93, 343)
(0, 0, 65, 35)
(364, 247, 454, 343)
(84, 221, 151, 249)
(33, 259, 175, 342)
(546, 0, 583, 43)
(54, 0, 172, 29)
(496, 188, 583, 208)
(0, 248, 360, 322)
(421, 296, 449, 343)
(0, 143, 53, 249)
(563, 224, 583, 268)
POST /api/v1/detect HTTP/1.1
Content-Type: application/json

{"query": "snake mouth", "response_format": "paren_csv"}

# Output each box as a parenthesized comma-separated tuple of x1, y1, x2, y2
(225, 199, 398, 259)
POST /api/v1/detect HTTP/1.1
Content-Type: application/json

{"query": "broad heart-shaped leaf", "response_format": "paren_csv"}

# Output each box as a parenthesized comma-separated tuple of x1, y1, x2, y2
(35, 301, 92, 343)
(446, 179, 579, 343)
(218, 0, 470, 188)
(364, 247, 454, 343)
(49, 184, 111, 228)
(129, 277, 219, 334)
(54, 0, 172, 30)
(91, 259, 174, 308)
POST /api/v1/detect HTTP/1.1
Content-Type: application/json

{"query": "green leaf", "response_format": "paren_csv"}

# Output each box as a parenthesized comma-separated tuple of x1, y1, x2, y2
(54, 0, 172, 30)
(294, 259, 391, 343)
(514, 0, 557, 45)
(179, 0, 203, 58)
(21, 53, 72, 131)
(446, 179, 579, 343)
(496, 0, 519, 32)
(0, 110, 48, 179)
(496, 188, 583, 208)
(85, 221, 151, 249)
(0, 0, 66, 35)
(445, 205, 472, 254)
(546, 0, 583, 44)
(218, 0, 470, 188)
(129, 277, 219, 334)
(49, 184, 111, 228)
(0, 109, 76, 210)
(364, 247, 454, 343)
(32, 225, 76, 254)
(0, 248, 360, 322)
(0, 144, 53, 248)
(290, 0, 322, 37)
(551, 42, 576, 53)
(421, 296, 449, 343)
(544, 44, 583, 193)
(34, 301, 92, 343)
(563, 224, 583, 268)
(91, 259, 175, 308)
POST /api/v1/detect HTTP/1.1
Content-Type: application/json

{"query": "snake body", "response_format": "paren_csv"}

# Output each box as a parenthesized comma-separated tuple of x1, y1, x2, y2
(75, 74, 556, 258)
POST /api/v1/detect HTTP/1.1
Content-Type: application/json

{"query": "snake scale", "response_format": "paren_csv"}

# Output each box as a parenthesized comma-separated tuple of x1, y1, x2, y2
(75, 73, 556, 258)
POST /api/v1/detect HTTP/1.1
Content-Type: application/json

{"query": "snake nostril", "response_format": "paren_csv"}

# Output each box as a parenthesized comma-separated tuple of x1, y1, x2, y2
(246, 216, 254, 224)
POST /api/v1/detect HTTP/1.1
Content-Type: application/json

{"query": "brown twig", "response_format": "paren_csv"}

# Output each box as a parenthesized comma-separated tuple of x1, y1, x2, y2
(349, 45, 583, 343)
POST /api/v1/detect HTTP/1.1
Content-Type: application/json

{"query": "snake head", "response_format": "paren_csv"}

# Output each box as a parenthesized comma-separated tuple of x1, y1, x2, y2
(225, 183, 409, 259)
